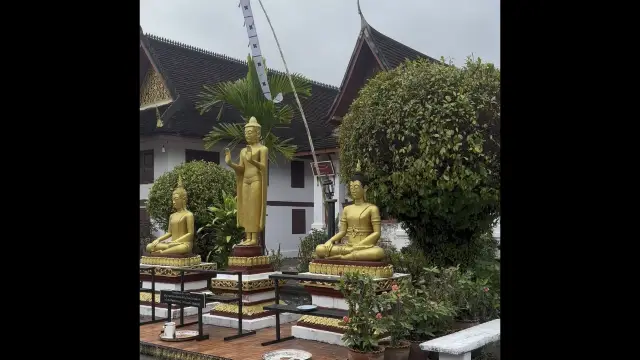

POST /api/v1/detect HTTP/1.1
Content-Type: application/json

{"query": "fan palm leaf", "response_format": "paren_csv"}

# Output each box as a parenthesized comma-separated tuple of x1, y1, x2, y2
(196, 56, 312, 161)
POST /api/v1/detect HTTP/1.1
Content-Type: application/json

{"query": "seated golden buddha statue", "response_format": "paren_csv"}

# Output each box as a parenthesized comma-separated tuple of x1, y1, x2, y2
(146, 176, 195, 255)
(314, 161, 384, 261)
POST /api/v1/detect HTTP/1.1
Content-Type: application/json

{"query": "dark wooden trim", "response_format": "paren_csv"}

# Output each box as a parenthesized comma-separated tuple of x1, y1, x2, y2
(266, 201, 314, 207)
(326, 34, 366, 121)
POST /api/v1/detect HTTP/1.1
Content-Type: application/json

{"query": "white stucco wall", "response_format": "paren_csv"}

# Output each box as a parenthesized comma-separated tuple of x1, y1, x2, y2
(140, 135, 314, 258)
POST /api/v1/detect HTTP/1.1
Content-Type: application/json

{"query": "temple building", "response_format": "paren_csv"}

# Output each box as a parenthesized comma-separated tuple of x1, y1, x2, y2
(139, 9, 444, 256)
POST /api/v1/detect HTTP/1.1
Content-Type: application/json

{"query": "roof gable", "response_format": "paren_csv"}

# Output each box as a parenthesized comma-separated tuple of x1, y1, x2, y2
(139, 33, 340, 151)
(326, 3, 438, 124)
(140, 66, 173, 110)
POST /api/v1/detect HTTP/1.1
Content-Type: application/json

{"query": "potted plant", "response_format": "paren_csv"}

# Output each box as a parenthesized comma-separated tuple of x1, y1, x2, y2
(379, 281, 413, 360)
(338, 272, 387, 360)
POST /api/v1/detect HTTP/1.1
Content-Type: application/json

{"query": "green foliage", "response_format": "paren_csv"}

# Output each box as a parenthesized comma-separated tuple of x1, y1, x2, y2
(388, 244, 436, 286)
(197, 191, 245, 269)
(269, 244, 284, 271)
(196, 56, 313, 162)
(379, 280, 413, 346)
(296, 229, 329, 272)
(339, 57, 500, 267)
(338, 272, 386, 352)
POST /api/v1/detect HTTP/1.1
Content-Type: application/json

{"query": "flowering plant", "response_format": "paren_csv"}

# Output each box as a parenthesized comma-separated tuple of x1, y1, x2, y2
(456, 272, 500, 322)
(337, 272, 387, 352)
(379, 280, 414, 346)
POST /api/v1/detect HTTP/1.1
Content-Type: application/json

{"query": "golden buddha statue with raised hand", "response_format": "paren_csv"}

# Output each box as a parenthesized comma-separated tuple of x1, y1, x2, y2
(314, 161, 385, 261)
(146, 176, 195, 255)
(225, 116, 268, 247)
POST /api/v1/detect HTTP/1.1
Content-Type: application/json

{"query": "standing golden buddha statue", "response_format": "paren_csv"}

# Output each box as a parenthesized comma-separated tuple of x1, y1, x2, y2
(225, 116, 268, 247)
(146, 176, 195, 255)
(314, 161, 385, 262)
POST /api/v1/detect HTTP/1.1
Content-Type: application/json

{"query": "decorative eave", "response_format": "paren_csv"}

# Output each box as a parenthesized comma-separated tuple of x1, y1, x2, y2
(140, 27, 185, 128)
(325, 1, 389, 125)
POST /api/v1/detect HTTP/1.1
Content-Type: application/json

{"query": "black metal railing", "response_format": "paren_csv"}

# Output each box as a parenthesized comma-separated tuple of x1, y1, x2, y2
(139, 265, 256, 341)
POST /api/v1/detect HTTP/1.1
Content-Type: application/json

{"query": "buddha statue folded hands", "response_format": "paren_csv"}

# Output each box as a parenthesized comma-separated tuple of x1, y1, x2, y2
(146, 176, 195, 255)
(314, 161, 385, 262)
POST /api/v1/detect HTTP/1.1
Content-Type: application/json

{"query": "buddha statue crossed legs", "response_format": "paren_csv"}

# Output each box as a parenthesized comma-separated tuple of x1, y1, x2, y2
(314, 161, 385, 262)
(146, 176, 195, 255)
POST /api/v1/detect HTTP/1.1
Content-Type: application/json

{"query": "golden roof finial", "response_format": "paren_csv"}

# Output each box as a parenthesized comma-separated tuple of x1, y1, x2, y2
(245, 116, 262, 129)
(356, 160, 362, 172)
(155, 106, 164, 128)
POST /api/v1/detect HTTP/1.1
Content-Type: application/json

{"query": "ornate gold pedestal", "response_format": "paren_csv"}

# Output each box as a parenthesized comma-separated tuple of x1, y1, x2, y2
(141, 254, 202, 267)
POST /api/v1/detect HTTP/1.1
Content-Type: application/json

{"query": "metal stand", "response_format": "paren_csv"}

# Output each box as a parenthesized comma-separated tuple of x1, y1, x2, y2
(223, 272, 257, 341)
(260, 275, 294, 346)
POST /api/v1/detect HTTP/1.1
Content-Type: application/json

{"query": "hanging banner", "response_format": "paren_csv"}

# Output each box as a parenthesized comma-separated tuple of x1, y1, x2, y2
(239, 0, 272, 100)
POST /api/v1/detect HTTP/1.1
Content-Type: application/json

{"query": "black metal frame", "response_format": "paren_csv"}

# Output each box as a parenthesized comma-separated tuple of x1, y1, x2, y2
(260, 273, 346, 346)
(139, 265, 257, 341)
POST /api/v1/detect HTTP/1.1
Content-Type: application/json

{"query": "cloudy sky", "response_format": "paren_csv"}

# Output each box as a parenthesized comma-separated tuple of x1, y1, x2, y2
(140, 0, 499, 86)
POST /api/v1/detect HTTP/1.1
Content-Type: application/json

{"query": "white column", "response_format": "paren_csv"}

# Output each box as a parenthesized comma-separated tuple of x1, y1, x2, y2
(332, 160, 345, 225)
(311, 177, 325, 231)
(394, 223, 410, 249)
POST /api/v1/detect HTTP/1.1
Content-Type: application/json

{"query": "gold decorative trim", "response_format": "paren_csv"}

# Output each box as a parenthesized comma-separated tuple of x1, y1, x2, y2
(140, 68, 172, 107)
(298, 315, 347, 330)
(210, 278, 285, 292)
(211, 300, 285, 316)
(309, 263, 394, 278)
(228, 256, 271, 267)
(301, 277, 396, 292)
(140, 263, 216, 277)
(140, 292, 161, 303)
(141, 255, 202, 267)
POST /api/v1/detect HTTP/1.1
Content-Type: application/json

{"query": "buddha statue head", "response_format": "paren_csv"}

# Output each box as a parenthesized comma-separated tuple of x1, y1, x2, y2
(349, 160, 368, 201)
(244, 117, 261, 145)
(172, 175, 188, 211)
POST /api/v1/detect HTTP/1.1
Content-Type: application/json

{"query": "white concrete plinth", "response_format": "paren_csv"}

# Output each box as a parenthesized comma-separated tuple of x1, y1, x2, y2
(292, 325, 344, 346)
(202, 313, 301, 331)
(310, 294, 348, 310)
(214, 271, 278, 281)
(142, 280, 207, 291)
(141, 302, 219, 319)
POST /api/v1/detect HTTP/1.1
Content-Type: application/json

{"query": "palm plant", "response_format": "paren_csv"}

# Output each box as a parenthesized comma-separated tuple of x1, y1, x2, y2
(196, 56, 312, 162)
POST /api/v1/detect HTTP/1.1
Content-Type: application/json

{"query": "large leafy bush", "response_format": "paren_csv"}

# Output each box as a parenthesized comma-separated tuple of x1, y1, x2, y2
(339, 57, 500, 267)
(147, 161, 236, 257)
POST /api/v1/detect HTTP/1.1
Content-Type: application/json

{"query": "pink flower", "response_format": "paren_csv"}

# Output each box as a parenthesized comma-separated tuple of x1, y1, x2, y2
(483, 287, 489, 293)
(343, 316, 350, 323)
(376, 313, 382, 320)
(391, 284, 399, 292)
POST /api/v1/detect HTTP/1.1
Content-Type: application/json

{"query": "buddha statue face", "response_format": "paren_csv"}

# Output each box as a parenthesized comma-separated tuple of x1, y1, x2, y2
(349, 180, 365, 200)
(172, 191, 187, 211)
(244, 126, 259, 144)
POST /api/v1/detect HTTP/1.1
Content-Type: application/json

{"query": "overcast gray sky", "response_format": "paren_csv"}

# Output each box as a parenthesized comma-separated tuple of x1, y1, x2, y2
(140, 0, 499, 86)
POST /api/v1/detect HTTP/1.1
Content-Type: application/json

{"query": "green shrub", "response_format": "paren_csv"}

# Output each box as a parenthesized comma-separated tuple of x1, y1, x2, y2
(269, 244, 284, 271)
(297, 229, 329, 272)
(339, 57, 500, 268)
(147, 160, 236, 257)
(197, 191, 244, 268)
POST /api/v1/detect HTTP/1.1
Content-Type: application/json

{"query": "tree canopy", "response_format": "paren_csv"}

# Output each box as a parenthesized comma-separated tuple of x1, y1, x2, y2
(339, 57, 500, 267)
